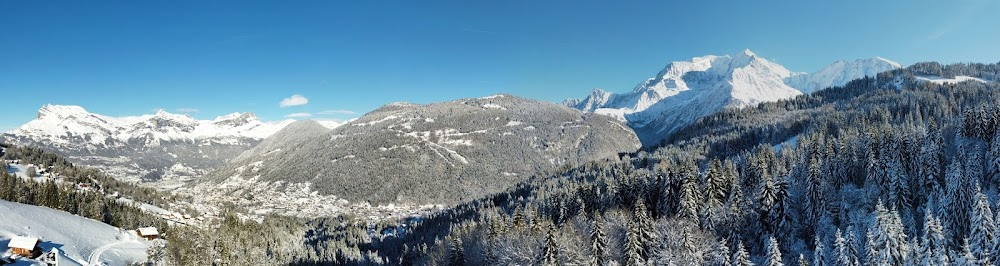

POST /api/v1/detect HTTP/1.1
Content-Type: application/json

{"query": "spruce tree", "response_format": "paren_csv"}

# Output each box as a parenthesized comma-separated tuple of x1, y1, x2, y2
(813, 235, 826, 266)
(871, 201, 909, 265)
(541, 226, 560, 266)
(834, 229, 860, 266)
(765, 236, 784, 266)
(732, 241, 754, 266)
(448, 237, 465, 266)
(590, 217, 607, 266)
(679, 165, 701, 220)
(943, 160, 974, 245)
(989, 131, 1000, 185)
(634, 199, 656, 255)
(919, 211, 950, 265)
(625, 220, 645, 266)
(969, 184, 996, 262)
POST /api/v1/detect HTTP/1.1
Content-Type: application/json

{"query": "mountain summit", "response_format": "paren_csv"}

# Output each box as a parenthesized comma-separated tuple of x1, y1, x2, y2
(564, 49, 900, 145)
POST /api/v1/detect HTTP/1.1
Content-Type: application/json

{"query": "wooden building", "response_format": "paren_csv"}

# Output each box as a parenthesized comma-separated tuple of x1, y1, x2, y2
(8, 236, 40, 258)
(137, 227, 160, 240)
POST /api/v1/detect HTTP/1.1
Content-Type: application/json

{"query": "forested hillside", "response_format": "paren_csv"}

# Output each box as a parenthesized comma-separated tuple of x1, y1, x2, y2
(390, 61, 1000, 265)
(0, 144, 170, 237)
(150, 62, 1000, 265)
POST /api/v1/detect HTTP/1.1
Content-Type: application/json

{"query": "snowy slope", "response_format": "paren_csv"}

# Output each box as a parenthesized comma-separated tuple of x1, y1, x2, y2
(784, 57, 901, 93)
(0, 200, 151, 265)
(915, 75, 990, 85)
(564, 49, 901, 146)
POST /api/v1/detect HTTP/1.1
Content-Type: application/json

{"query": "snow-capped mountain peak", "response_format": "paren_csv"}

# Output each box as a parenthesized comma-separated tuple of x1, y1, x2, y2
(784, 57, 902, 93)
(2, 105, 300, 183)
(565, 49, 902, 146)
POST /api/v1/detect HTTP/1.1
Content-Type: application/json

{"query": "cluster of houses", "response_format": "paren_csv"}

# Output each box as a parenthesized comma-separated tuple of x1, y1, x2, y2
(2, 227, 159, 264)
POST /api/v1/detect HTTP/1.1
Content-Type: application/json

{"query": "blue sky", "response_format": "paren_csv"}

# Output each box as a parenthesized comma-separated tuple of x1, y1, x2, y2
(2, 0, 998, 131)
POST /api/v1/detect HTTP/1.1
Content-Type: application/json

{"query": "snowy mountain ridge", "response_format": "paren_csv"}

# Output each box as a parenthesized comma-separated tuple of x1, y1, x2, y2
(1, 105, 341, 186)
(564, 49, 901, 145)
(10, 104, 293, 146)
(785, 57, 902, 93)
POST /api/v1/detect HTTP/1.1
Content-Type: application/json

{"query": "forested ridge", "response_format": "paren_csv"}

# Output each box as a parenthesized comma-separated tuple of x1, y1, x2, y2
(0, 144, 170, 238)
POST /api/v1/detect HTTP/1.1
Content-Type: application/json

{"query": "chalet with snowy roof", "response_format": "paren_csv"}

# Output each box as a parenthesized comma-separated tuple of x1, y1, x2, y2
(7, 236, 40, 258)
(137, 227, 160, 240)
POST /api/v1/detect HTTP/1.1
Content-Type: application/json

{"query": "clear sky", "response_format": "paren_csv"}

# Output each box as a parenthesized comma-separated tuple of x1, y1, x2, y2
(2, 0, 998, 131)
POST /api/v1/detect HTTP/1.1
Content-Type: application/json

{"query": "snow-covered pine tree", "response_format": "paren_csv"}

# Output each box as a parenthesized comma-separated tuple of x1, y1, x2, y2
(758, 170, 786, 235)
(765, 236, 784, 266)
(625, 220, 645, 266)
(449, 237, 466, 266)
(846, 226, 862, 266)
(966, 150, 985, 190)
(918, 132, 944, 207)
(733, 241, 754, 266)
(590, 217, 607, 266)
(943, 160, 974, 246)
(814, 235, 827, 266)
(835, 229, 860, 266)
(716, 238, 732, 266)
(956, 239, 977, 266)
(679, 163, 701, 220)
(919, 210, 950, 265)
(806, 156, 826, 231)
(989, 129, 1000, 186)
(969, 184, 996, 262)
(634, 199, 656, 255)
(871, 201, 909, 265)
(541, 226, 559, 266)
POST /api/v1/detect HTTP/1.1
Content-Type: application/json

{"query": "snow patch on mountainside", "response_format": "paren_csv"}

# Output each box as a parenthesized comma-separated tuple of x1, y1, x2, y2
(915, 75, 990, 85)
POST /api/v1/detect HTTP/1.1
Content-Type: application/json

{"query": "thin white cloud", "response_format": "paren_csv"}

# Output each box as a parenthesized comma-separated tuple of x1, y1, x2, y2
(176, 108, 199, 113)
(285, 112, 312, 118)
(280, 94, 309, 107)
(927, 0, 986, 40)
(317, 109, 356, 115)
(462, 27, 492, 34)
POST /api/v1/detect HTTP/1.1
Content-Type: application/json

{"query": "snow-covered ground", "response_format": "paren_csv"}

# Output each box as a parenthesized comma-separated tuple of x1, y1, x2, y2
(0, 200, 153, 265)
(916, 75, 990, 85)
(772, 135, 800, 152)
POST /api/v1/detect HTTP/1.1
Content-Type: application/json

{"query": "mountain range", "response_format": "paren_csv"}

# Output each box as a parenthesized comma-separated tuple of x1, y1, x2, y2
(563, 49, 900, 145)
(0, 105, 339, 187)
(3, 49, 904, 208)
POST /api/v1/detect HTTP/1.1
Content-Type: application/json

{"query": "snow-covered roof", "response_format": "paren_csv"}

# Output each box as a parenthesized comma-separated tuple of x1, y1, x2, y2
(137, 227, 159, 236)
(9, 236, 39, 249)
